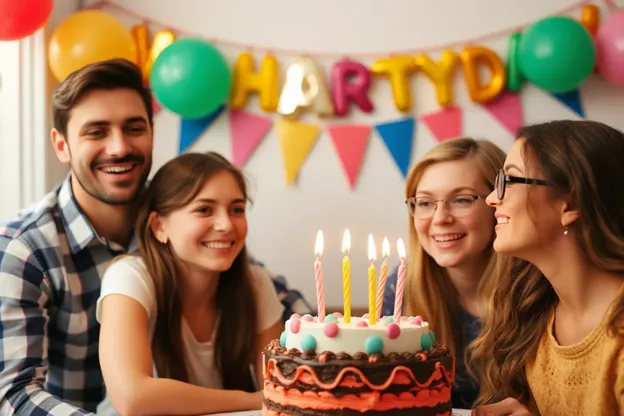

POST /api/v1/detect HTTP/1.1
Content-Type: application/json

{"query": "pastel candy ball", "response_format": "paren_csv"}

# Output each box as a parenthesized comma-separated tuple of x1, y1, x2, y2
(429, 330, 436, 344)
(324, 314, 339, 323)
(324, 322, 339, 338)
(400, 316, 409, 321)
(301, 334, 317, 351)
(386, 323, 401, 339)
(365, 336, 384, 354)
(290, 318, 301, 334)
(421, 332, 433, 350)
(302, 314, 314, 322)
(385, 316, 394, 324)
(290, 313, 301, 320)
(407, 316, 415, 321)
(333, 312, 343, 318)
(362, 313, 369, 318)
(279, 331, 287, 347)
(412, 316, 424, 325)
(355, 320, 368, 328)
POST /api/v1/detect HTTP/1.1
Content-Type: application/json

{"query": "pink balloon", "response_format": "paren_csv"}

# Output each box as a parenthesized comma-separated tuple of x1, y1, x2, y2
(331, 59, 374, 116)
(596, 11, 624, 87)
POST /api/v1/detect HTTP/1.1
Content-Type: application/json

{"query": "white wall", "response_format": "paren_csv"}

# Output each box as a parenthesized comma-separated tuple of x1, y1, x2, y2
(46, 0, 624, 308)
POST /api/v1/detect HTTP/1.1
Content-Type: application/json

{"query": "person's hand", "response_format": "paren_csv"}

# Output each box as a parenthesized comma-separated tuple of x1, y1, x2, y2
(472, 397, 534, 416)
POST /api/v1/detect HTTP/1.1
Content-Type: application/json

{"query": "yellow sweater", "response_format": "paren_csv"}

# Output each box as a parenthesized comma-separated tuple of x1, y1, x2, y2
(526, 305, 624, 416)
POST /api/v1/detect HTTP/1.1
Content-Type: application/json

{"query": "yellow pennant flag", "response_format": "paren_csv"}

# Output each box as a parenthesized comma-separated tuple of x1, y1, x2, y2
(275, 119, 320, 187)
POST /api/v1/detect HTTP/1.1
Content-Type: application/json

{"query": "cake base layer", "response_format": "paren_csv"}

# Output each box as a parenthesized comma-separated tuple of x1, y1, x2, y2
(263, 401, 453, 415)
(262, 340, 454, 416)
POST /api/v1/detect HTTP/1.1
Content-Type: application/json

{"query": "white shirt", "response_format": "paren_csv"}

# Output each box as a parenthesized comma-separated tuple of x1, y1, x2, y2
(94, 255, 284, 415)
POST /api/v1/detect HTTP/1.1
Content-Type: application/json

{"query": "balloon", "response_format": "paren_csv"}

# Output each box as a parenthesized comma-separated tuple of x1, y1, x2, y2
(506, 33, 524, 92)
(48, 10, 137, 82)
(277, 56, 334, 118)
(370, 56, 417, 112)
(414, 50, 460, 108)
(460, 46, 506, 104)
(596, 11, 624, 87)
(150, 38, 232, 119)
(0, 0, 53, 41)
(518, 16, 596, 93)
(230, 52, 279, 112)
(131, 24, 176, 86)
(579, 4, 599, 36)
(330, 59, 374, 116)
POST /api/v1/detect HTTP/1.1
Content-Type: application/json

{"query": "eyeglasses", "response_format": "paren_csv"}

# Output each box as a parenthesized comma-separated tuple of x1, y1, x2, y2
(495, 169, 550, 200)
(405, 194, 486, 219)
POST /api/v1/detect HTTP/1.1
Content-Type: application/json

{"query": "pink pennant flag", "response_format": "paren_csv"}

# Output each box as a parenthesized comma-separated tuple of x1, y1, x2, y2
(483, 92, 524, 136)
(420, 107, 462, 142)
(327, 124, 371, 190)
(229, 109, 273, 168)
(152, 96, 162, 115)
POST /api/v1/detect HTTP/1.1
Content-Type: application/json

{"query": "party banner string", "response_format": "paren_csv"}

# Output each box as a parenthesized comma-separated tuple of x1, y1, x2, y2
(95, 0, 600, 57)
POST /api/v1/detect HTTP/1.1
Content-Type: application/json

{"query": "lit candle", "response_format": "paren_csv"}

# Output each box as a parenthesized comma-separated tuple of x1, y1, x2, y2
(376, 237, 390, 320)
(367, 234, 377, 325)
(394, 238, 406, 319)
(314, 230, 326, 321)
(342, 229, 352, 323)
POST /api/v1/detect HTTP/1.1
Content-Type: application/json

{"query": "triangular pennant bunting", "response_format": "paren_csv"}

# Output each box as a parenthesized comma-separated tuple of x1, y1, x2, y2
(152, 96, 161, 115)
(483, 91, 524, 136)
(420, 107, 462, 142)
(275, 119, 320, 187)
(327, 124, 371, 190)
(229, 110, 273, 168)
(374, 118, 415, 178)
(552, 89, 585, 118)
(178, 106, 225, 154)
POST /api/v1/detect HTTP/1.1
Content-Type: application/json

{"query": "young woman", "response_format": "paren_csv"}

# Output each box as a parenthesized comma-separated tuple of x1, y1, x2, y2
(96, 152, 284, 415)
(382, 138, 512, 409)
(471, 120, 624, 416)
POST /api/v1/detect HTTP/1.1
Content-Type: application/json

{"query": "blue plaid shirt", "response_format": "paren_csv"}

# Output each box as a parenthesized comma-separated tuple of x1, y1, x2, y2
(0, 175, 312, 415)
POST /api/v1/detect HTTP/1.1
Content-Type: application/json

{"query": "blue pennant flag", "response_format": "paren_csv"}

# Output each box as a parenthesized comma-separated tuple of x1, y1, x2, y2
(179, 106, 226, 154)
(374, 118, 416, 178)
(552, 90, 584, 118)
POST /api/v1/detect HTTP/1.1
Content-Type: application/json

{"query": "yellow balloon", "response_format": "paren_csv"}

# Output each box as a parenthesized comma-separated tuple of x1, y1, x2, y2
(460, 46, 506, 105)
(414, 50, 460, 108)
(48, 10, 137, 82)
(131, 24, 176, 86)
(230, 52, 279, 112)
(370, 55, 416, 112)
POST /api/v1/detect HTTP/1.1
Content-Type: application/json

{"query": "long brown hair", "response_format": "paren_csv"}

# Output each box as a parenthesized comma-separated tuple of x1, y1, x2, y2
(470, 120, 624, 408)
(405, 138, 512, 355)
(135, 152, 258, 392)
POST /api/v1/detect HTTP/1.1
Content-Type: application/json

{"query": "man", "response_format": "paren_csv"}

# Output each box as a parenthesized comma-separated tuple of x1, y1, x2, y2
(0, 58, 312, 415)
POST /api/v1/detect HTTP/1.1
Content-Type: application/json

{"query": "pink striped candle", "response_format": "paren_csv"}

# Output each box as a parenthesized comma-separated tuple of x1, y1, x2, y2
(314, 230, 326, 321)
(393, 238, 406, 319)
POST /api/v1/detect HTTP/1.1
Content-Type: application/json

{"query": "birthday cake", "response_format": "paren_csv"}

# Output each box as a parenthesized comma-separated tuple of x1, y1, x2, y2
(262, 312, 455, 416)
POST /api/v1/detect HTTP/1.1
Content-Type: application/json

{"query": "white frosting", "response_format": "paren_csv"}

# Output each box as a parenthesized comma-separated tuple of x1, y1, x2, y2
(283, 314, 432, 356)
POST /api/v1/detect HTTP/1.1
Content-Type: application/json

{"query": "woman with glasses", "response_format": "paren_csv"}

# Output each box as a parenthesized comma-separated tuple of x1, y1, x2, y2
(381, 137, 512, 409)
(471, 120, 624, 416)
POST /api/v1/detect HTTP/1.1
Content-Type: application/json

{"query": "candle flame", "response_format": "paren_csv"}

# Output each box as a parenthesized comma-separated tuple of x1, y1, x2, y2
(397, 238, 406, 260)
(382, 237, 390, 258)
(368, 234, 377, 262)
(342, 229, 350, 254)
(315, 230, 324, 256)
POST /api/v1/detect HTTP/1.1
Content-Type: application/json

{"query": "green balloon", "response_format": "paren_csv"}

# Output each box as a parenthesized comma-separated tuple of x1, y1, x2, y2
(518, 16, 596, 93)
(150, 38, 232, 119)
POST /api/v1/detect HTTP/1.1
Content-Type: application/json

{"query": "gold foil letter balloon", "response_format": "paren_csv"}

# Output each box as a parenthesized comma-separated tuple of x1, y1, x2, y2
(460, 46, 506, 104)
(414, 50, 460, 108)
(278, 56, 334, 118)
(131, 23, 176, 85)
(230, 52, 279, 112)
(370, 55, 417, 112)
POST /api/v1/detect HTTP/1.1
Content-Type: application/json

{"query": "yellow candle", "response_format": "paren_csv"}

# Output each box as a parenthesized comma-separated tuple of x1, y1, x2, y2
(342, 229, 351, 323)
(367, 234, 377, 325)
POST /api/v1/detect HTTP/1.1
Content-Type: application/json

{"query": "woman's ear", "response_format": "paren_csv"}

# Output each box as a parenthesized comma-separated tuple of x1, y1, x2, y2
(148, 212, 168, 244)
(560, 199, 579, 228)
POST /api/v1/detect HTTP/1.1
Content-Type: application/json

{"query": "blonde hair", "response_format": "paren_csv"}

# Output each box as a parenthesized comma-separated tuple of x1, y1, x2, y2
(404, 138, 512, 356)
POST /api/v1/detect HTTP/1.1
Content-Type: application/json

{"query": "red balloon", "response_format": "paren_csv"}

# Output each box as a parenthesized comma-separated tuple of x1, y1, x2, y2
(0, 0, 54, 41)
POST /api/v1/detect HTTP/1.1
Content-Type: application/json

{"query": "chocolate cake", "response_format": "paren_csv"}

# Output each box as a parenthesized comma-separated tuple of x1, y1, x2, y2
(262, 313, 455, 415)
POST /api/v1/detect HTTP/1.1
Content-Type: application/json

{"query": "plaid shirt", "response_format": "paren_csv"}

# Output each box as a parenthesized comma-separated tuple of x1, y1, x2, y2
(0, 175, 313, 415)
